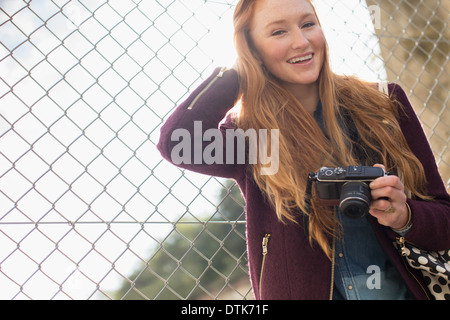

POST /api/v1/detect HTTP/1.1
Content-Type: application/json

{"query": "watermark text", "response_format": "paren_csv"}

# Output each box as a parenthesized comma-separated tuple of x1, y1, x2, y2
(171, 121, 279, 175)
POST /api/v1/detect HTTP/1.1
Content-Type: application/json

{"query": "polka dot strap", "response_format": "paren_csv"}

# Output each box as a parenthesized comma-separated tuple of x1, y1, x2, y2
(395, 239, 450, 300)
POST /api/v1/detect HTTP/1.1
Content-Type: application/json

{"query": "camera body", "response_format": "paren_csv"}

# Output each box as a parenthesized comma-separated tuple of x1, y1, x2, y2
(310, 165, 388, 219)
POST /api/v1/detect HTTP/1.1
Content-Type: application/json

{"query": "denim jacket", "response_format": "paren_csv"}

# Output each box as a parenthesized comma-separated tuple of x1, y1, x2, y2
(333, 210, 415, 300)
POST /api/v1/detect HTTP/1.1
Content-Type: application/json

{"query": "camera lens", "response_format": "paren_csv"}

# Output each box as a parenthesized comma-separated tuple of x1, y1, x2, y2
(339, 182, 371, 219)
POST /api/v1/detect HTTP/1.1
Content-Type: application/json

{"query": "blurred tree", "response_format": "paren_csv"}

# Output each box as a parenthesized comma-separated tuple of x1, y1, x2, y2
(366, 0, 449, 191)
(112, 179, 251, 300)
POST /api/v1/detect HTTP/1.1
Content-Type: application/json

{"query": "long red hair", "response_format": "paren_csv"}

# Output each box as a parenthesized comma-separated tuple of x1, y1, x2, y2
(232, 0, 429, 258)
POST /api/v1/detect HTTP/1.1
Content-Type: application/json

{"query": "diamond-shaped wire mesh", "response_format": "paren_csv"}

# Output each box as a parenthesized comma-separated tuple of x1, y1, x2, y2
(0, 0, 448, 300)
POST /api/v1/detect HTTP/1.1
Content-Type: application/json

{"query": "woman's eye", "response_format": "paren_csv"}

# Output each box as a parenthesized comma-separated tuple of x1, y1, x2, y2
(302, 22, 315, 28)
(271, 30, 286, 36)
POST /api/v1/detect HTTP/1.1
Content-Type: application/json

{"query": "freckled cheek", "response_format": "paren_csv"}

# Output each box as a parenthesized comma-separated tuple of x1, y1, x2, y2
(261, 45, 289, 66)
(310, 33, 326, 54)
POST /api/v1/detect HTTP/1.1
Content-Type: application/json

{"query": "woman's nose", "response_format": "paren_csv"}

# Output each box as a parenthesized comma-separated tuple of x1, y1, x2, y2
(291, 28, 309, 49)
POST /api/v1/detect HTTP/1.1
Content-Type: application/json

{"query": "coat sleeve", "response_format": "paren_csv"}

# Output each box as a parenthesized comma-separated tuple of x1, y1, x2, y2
(157, 67, 245, 180)
(388, 83, 450, 251)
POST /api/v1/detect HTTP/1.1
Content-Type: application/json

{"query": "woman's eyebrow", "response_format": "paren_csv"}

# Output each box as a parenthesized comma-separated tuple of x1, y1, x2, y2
(264, 12, 315, 29)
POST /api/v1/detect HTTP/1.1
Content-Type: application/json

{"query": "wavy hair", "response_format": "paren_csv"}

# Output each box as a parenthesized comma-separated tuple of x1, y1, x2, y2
(232, 0, 430, 259)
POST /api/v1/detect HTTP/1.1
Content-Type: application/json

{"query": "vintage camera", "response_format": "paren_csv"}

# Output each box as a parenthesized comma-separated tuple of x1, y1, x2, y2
(310, 165, 389, 219)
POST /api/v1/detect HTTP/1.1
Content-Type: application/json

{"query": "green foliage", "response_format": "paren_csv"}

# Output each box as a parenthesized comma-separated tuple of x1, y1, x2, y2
(112, 180, 248, 300)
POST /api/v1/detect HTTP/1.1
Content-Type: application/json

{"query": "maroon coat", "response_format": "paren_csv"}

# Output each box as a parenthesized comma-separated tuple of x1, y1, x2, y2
(157, 67, 450, 300)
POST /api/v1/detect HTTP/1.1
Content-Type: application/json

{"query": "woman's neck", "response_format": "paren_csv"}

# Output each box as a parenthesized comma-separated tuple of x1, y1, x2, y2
(284, 82, 320, 115)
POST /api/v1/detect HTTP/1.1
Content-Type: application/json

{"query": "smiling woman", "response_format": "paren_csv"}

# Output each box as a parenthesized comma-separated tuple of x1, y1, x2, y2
(248, 0, 325, 112)
(0, 0, 446, 302)
(158, 0, 450, 300)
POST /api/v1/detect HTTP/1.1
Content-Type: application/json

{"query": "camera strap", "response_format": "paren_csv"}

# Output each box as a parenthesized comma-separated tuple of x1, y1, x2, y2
(302, 172, 316, 237)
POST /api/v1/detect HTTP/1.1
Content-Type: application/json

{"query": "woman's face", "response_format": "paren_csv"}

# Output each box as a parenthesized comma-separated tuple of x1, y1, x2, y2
(249, 0, 326, 94)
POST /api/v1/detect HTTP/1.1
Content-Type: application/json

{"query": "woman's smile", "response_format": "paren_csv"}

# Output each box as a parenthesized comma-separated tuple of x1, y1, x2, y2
(249, 0, 326, 105)
(287, 52, 314, 65)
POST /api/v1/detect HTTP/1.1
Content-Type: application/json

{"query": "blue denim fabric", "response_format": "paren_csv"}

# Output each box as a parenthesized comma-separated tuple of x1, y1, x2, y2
(333, 210, 414, 300)
(313, 101, 413, 300)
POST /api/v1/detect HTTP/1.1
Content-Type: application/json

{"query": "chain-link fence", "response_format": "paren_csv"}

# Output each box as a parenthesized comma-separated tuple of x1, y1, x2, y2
(0, 0, 448, 300)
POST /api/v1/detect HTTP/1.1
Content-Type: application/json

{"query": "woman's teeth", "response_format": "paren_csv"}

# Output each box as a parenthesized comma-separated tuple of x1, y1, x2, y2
(287, 54, 313, 64)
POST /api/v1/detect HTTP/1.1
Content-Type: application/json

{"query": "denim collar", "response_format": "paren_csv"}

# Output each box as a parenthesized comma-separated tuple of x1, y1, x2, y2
(313, 100, 326, 134)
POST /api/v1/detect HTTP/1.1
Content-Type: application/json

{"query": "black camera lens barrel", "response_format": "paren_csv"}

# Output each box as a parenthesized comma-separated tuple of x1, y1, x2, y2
(339, 181, 372, 219)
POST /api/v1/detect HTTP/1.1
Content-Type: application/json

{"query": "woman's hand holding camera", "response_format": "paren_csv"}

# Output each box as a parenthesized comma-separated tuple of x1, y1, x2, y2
(369, 164, 410, 230)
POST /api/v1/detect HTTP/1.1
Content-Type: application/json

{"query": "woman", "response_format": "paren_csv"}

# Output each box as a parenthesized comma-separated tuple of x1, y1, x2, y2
(157, 0, 450, 299)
